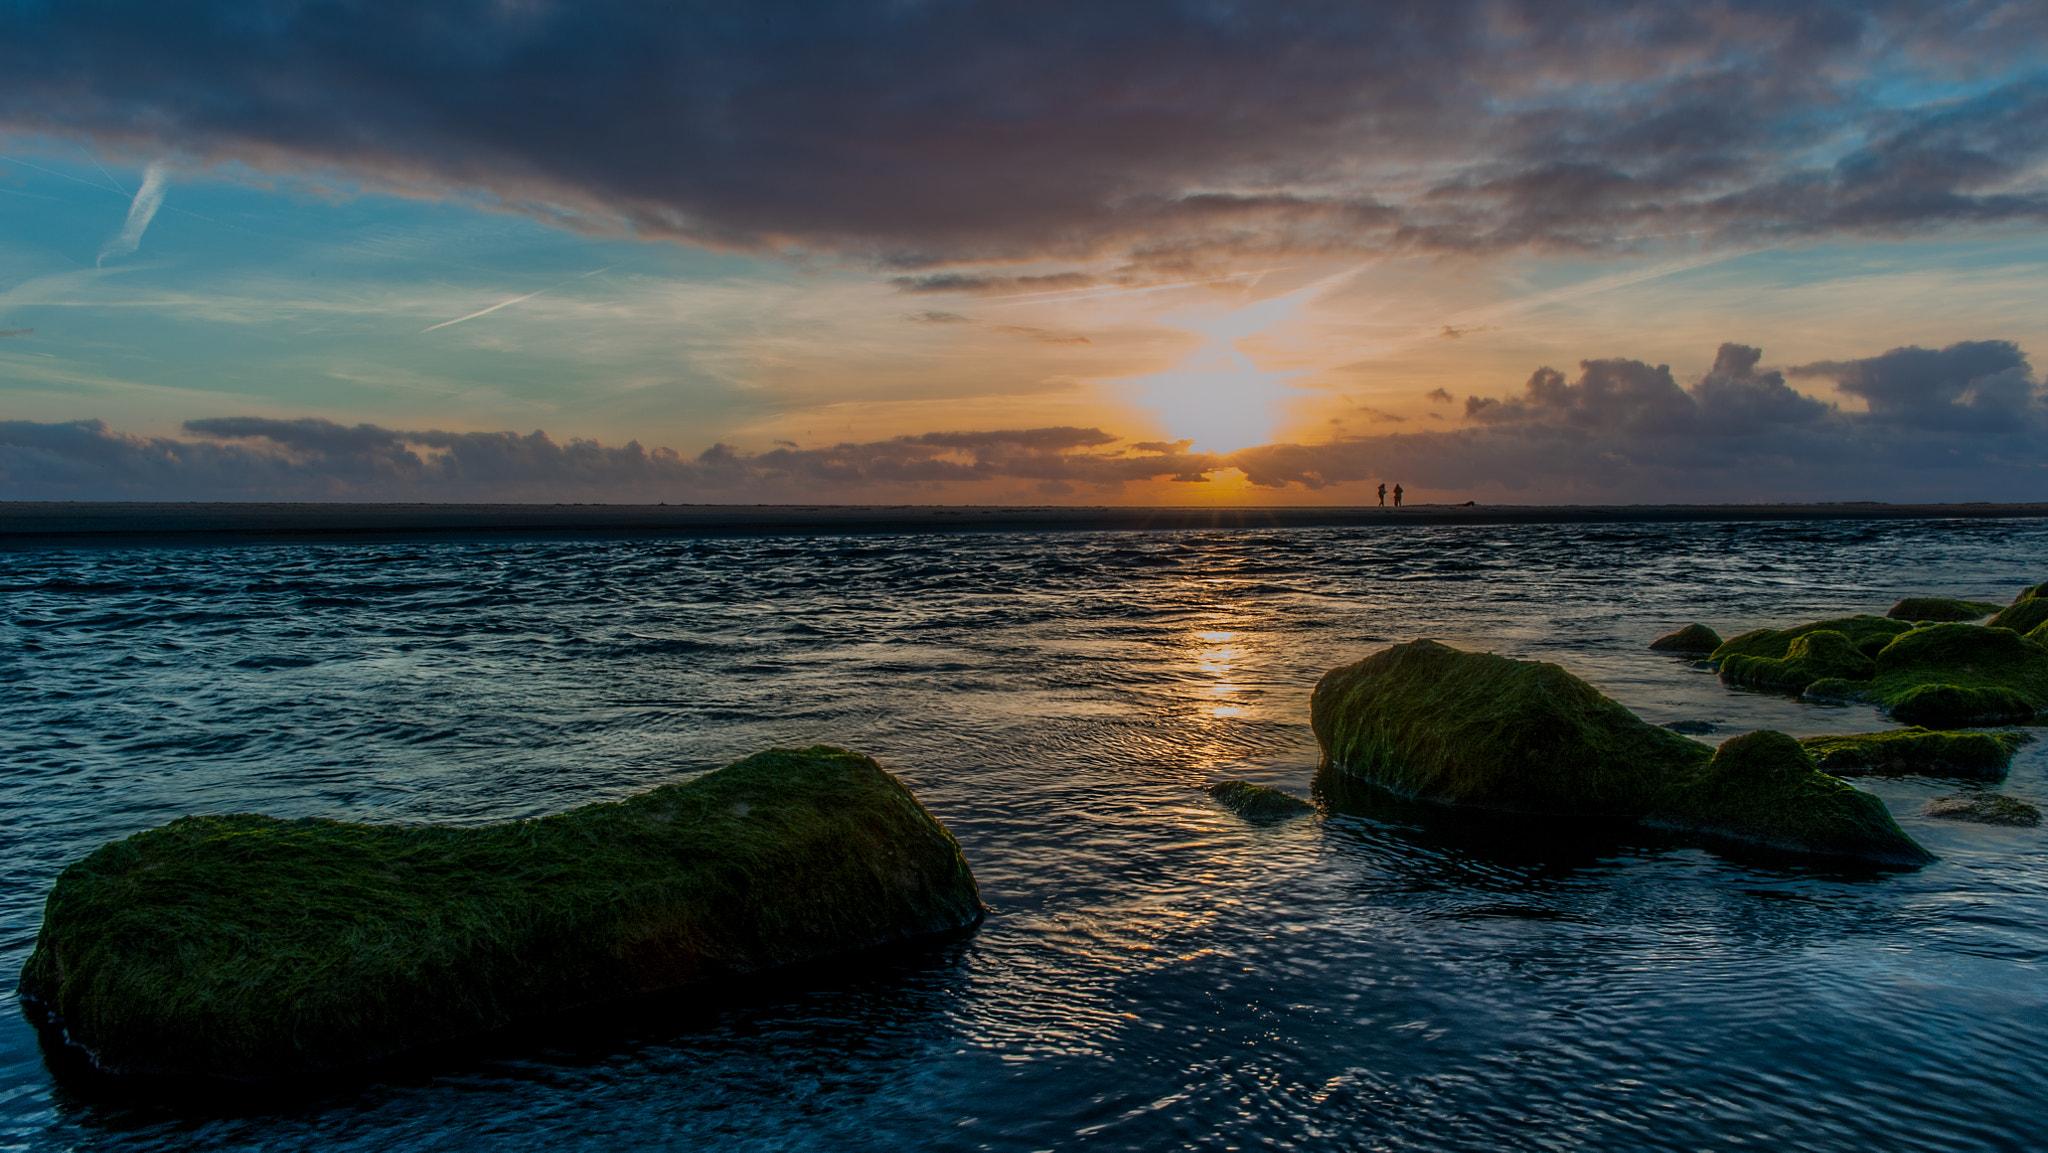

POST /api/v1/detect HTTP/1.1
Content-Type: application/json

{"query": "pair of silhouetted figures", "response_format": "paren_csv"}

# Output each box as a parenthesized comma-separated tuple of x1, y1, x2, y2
(1376, 483, 1404, 508)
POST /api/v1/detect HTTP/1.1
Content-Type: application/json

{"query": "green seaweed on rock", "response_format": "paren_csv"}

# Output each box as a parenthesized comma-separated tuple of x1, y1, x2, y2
(1710, 616, 1911, 663)
(1866, 623, 2048, 724)
(1799, 728, 2024, 781)
(1924, 792, 2042, 826)
(1887, 597, 2003, 622)
(1987, 596, 2048, 635)
(1642, 731, 1934, 864)
(1207, 780, 1316, 819)
(1310, 640, 1930, 864)
(16, 746, 983, 1080)
(1311, 640, 1710, 815)
(1719, 630, 1874, 693)
(1649, 624, 1723, 653)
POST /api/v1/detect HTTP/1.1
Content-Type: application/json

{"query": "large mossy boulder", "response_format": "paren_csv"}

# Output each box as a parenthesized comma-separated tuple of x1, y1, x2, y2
(1888, 597, 2002, 623)
(1710, 615, 1911, 663)
(1719, 630, 1874, 693)
(1311, 639, 1711, 815)
(1642, 731, 1933, 863)
(1649, 624, 1722, 653)
(1800, 728, 2023, 781)
(1311, 641, 1929, 863)
(1861, 623, 2048, 725)
(17, 746, 983, 1080)
(1987, 596, 2048, 635)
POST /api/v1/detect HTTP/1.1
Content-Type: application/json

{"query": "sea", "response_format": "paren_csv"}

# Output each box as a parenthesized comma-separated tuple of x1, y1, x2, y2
(2, 516, 2045, 1151)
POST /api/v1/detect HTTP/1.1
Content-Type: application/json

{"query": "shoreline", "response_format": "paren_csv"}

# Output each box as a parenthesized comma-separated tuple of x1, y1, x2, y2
(5, 500, 2048, 544)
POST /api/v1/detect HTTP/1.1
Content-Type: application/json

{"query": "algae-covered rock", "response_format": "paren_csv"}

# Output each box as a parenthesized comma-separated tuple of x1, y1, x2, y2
(1311, 641, 1929, 863)
(1649, 624, 1723, 653)
(1888, 597, 2003, 622)
(1719, 630, 1874, 693)
(1208, 780, 1316, 819)
(1924, 792, 2042, 826)
(1799, 728, 2024, 781)
(1643, 731, 1933, 864)
(17, 746, 983, 1080)
(1311, 639, 1710, 815)
(1987, 597, 2048, 635)
(2015, 583, 2047, 604)
(1710, 616, 1912, 663)
(1861, 623, 2048, 725)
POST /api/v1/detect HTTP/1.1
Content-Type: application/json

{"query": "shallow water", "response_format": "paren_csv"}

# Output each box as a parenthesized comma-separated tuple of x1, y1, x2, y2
(3, 519, 2046, 1151)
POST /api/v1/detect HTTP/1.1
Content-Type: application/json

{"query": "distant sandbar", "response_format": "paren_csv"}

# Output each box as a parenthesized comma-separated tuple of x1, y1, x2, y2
(5, 500, 2048, 545)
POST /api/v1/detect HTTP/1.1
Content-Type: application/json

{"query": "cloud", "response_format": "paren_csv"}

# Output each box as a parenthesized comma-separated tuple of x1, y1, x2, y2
(5, 339, 2039, 502)
(97, 162, 166, 265)
(6, 2, 2045, 270)
(1791, 340, 2034, 432)
(0, 327, 34, 338)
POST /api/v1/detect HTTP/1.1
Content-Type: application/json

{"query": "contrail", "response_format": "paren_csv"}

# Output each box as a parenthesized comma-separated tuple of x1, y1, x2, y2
(98, 164, 168, 266)
(421, 291, 543, 332)
(420, 264, 619, 333)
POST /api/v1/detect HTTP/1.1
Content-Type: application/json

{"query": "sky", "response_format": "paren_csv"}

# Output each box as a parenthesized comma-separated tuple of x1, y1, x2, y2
(2, 0, 2047, 505)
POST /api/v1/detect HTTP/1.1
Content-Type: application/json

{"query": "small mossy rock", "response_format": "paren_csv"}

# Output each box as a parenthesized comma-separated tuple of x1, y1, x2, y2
(1710, 616, 1912, 663)
(1208, 780, 1316, 819)
(1887, 684, 2036, 726)
(1311, 639, 1711, 815)
(1799, 728, 2023, 781)
(1924, 792, 2042, 826)
(1864, 623, 2048, 723)
(1649, 624, 1722, 653)
(16, 746, 983, 1080)
(1987, 596, 2048, 635)
(1643, 731, 1933, 864)
(2028, 621, 2048, 648)
(2015, 583, 2047, 604)
(1719, 630, 1874, 693)
(1888, 597, 2003, 622)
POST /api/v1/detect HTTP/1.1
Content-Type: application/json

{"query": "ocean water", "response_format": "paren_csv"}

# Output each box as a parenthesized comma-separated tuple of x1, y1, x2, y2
(3, 518, 2046, 1151)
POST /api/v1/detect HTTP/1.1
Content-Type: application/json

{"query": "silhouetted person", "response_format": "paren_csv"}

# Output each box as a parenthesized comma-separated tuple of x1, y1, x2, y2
(1377, 483, 1386, 506)
(1393, 484, 1404, 508)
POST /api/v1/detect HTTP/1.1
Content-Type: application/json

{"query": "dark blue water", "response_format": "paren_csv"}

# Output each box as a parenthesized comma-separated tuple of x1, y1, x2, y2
(4, 520, 2046, 1151)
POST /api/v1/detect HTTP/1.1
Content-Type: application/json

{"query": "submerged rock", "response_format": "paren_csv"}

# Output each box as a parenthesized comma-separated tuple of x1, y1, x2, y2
(1987, 596, 2048, 635)
(1207, 780, 1316, 819)
(1642, 731, 1934, 864)
(1649, 624, 1723, 653)
(1710, 616, 1912, 663)
(1888, 597, 2002, 623)
(1800, 728, 2025, 781)
(1924, 792, 2042, 827)
(1719, 630, 1874, 693)
(1661, 720, 1717, 735)
(1310, 640, 1929, 863)
(17, 746, 983, 1080)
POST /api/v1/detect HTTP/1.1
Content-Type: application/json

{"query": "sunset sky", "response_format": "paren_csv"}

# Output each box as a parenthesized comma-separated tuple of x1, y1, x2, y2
(3, 0, 2047, 504)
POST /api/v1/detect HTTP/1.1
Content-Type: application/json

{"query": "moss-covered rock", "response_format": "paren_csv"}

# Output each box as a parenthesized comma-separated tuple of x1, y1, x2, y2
(1987, 597, 2048, 635)
(1719, 630, 1875, 693)
(1207, 780, 1315, 819)
(1799, 728, 2024, 781)
(1311, 641, 1929, 863)
(17, 746, 983, 1080)
(1710, 616, 1912, 663)
(1643, 731, 1933, 865)
(1311, 640, 1710, 815)
(1649, 624, 1722, 653)
(2015, 583, 2046, 604)
(1887, 597, 2003, 622)
(1924, 792, 2042, 826)
(1861, 623, 2048, 724)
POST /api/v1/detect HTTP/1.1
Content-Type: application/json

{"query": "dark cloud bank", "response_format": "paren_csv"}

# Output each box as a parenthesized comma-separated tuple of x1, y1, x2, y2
(3, 2, 2044, 269)
(5, 341, 2039, 503)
